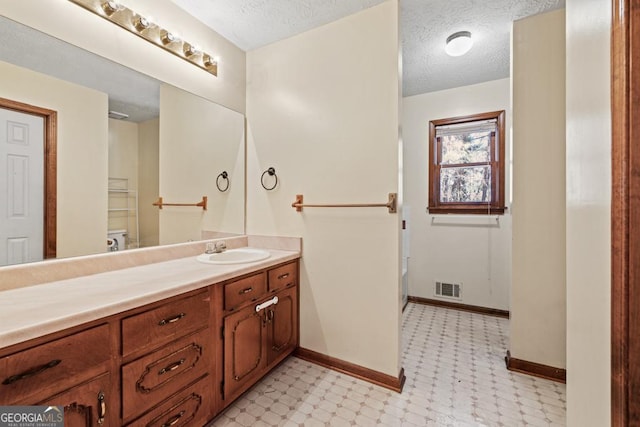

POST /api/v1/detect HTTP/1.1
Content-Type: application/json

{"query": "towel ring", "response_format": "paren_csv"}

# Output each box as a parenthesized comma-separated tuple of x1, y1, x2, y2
(261, 167, 278, 191)
(216, 171, 229, 192)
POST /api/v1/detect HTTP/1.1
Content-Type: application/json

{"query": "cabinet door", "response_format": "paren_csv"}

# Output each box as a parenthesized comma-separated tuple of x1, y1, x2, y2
(267, 286, 298, 366)
(223, 305, 267, 401)
(38, 373, 110, 427)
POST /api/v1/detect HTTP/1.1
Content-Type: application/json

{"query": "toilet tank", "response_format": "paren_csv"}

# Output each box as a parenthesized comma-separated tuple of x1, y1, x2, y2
(107, 229, 127, 251)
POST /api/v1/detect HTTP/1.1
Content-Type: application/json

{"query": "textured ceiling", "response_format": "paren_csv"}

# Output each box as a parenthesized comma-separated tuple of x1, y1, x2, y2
(169, 0, 388, 51)
(0, 16, 160, 123)
(401, 0, 565, 95)
(171, 0, 565, 96)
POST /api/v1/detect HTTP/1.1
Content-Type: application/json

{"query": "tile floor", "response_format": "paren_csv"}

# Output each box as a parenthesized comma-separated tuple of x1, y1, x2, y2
(208, 303, 566, 426)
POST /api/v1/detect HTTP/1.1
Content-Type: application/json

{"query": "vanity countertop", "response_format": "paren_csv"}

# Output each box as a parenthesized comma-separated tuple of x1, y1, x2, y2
(0, 247, 300, 349)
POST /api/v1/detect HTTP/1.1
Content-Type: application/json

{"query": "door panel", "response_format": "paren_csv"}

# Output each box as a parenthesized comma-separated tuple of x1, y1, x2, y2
(0, 108, 44, 265)
(223, 306, 266, 400)
(267, 286, 298, 365)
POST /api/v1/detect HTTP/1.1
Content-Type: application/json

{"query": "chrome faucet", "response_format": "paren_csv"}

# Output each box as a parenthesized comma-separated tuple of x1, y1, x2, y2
(205, 241, 227, 254)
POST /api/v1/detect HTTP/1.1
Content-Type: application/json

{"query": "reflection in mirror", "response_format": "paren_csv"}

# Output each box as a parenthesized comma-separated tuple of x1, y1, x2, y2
(0, 16, 245, 266)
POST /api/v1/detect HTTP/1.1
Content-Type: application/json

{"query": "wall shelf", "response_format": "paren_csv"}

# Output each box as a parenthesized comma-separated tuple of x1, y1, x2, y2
(108, 178, 139, 249)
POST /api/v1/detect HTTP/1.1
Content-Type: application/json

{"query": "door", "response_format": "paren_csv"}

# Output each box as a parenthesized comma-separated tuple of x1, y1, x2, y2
(0, 107, 44, 265)
(223, 304, 267, 401)
(38, 373, 110, 427)
(267, 286, 298, 366)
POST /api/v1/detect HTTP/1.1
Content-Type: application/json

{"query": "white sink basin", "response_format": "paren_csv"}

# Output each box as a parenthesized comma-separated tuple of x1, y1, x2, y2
(196, 248, 271, 265)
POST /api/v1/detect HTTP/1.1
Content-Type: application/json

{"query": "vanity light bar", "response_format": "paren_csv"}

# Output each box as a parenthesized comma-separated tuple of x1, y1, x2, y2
(67, 0, 218, 76)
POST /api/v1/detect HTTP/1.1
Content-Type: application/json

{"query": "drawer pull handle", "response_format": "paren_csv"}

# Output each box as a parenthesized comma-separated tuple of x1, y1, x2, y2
(277, 273, 290, 280)
(97, 391, 106, 425)
(162, 410, 186, 427)
(158, 358, 186, 375)
(158, 313, 186, 326)
(239, 287, 253, 295)
(2, 359, 61, 385)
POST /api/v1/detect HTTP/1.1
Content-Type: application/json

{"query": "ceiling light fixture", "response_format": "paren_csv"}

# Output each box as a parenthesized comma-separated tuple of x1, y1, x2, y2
(445, 31, 473, 57)
(67, 0, 218, 76)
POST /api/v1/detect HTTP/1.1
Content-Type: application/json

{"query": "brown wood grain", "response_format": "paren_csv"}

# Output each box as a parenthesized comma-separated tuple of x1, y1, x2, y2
(611, 0, 640, 425)
(407, 295, 510, 318)
(294, 347, 406, 393)
(428, 110, 506, 215)
(504, 350, 566, 383)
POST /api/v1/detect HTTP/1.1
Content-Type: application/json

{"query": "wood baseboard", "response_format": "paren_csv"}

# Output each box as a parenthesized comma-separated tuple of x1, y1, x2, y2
(407, 296, 510, 318)
(294, 347, 406, 393)
(505, 350, 566, 383)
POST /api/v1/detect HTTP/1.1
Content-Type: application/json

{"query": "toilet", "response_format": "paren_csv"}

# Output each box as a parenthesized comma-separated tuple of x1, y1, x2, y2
(107, 229, 127, 251)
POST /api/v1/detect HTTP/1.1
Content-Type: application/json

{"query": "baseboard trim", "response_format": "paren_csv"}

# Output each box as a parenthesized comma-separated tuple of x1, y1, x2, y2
(505, 350, 566, 383)
(407, 296, 510, 318)
(294, 347, 406, 393)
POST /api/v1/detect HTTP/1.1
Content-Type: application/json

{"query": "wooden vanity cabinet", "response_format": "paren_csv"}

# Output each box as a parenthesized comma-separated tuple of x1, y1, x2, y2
(120, 290, 213, 426)
(222, 261, 299, 405)
(0, 257, 299, 426)
(0, 324, 114, 427)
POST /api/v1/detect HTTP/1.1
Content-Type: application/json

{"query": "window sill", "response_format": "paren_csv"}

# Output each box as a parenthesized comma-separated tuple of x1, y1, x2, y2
(427, 206, 507, 215)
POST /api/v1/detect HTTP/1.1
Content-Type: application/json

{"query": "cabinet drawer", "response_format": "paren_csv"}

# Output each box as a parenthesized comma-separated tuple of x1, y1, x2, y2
(125, 377, 212, 427)
(121, 291, 209, 357)
(121, 329, 209, 421)
(224, 272, 267, 311)
(0, 324, 110, 405)
(268, 262, 297, 292)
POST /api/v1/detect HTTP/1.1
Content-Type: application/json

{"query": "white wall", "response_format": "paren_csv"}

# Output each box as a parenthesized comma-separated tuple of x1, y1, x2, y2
(511, 9, 566, 369)
(246, 0, 402, 377)
(403, 78, 511, 310)
(159, 84, 245, 244)
(0, 0, 246, 113)
(0, 60, 108, 259)
(565, 0, 611, 425)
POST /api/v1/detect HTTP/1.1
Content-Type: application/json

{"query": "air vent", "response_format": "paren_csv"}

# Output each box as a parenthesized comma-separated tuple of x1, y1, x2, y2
(435, 281, 461, 299)
(108, 110, 129, 120)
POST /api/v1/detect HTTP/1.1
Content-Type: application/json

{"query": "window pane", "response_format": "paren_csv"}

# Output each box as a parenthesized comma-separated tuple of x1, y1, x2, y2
(439, 165, 491, 203)
(440, 131, 491, 165)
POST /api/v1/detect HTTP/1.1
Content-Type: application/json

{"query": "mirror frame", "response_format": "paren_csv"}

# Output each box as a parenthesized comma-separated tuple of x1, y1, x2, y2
(0, 96, 57, 259)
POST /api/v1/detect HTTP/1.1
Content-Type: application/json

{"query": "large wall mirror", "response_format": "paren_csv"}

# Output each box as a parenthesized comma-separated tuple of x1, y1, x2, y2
(0, 16, 245, 267)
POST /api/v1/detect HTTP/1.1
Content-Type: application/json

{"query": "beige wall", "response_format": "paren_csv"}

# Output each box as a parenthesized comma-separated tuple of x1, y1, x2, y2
(511, 9, 566, 368)
(0, 60, 108, 258)
(138, 118, 160, 248)
(0, 0, 246, 113)
(403, 78, 512, 310)
(159, 84, 245, 244)
(246, 0, 402, 376)
(565, 0, 611, 425)
(108, 119, 138, 246)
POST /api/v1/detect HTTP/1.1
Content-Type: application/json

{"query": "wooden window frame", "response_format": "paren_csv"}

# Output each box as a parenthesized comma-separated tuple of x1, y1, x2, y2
(428, 110, 506, 215)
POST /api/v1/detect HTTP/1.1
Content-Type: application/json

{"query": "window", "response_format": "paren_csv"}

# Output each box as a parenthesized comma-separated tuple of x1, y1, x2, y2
(428, 110, 506, 214)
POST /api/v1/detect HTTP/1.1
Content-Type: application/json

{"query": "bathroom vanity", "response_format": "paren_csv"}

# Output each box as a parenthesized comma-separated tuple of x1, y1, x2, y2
(0, 238, 300, 426)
